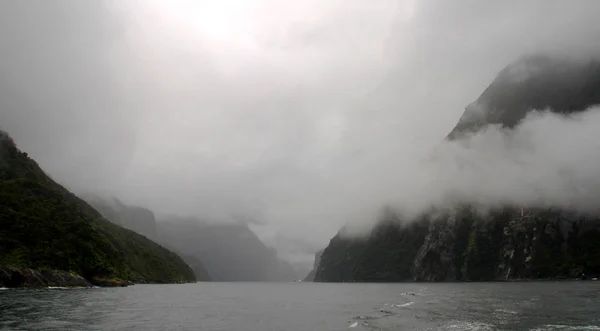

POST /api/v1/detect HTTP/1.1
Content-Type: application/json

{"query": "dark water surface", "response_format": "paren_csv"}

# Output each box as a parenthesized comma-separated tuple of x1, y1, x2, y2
(1, 282, 599, 330)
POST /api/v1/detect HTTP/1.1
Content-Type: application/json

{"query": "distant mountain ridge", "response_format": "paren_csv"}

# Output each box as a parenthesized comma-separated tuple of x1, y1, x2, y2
(84, 195, 158, 241)
(84, 196, 212, 281)
(0, 132, 196, 287)
(157, 216, 297, 281)
(315, 55, 600, 282)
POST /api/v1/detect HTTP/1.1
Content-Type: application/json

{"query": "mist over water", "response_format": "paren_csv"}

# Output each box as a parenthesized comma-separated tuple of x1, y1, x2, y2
(2, 0, 600, 263)
(2, 2, 600, 330)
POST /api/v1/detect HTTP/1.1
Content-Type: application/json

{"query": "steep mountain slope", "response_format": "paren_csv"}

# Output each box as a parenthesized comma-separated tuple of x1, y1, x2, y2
(411, 207, 600, 281)
(85, 196, 211, 281)
(316, 219, 431, 282)
(0, 132, 196, 287)
(177, 253, 212, 281)
(157, 216, 296, 281)
(315, 55, 600, 282)
(448, 55, 600, 139)
(303, 249, 324, 281)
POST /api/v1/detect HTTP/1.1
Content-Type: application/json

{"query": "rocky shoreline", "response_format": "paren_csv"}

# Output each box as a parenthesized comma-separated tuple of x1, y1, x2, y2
(0, 267, 134, 288)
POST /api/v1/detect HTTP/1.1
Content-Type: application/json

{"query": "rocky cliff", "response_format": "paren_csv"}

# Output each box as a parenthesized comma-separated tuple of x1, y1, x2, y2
(303, 249, 324, 281)
(315, 55, 600, 282)
(411, 207, 600, 281)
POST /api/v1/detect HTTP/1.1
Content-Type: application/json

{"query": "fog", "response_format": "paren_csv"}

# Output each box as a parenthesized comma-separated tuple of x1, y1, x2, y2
(1, 0, 600, 265)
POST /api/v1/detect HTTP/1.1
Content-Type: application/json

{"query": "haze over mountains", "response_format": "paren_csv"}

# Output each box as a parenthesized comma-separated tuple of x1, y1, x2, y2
(313, 55, 600, 282)
(85, 195, 301, 282)
(0, 132, 196, 287)
(2, 1, 600, 286)
(0, 140, 302, 285)
(157, 215, 297, 281)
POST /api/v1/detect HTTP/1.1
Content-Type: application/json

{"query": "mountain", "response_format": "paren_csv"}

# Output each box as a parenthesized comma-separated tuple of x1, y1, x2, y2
(85, 196, 158, 241)
(315, 55, 600, 282)
(302, 249, 324, 281)
(448, 54, 600, 139)
(157, 216, 297, 281)
(84, 196, 211, 281)
(0, 132, 196, 287)
(177, 253, 212, 281)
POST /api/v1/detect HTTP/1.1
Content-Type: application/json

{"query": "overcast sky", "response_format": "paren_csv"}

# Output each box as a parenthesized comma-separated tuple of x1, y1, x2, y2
(2, 0, 600, 265)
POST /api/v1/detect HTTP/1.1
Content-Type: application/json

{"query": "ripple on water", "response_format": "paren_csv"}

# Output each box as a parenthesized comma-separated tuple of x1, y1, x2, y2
(532, 325, 600, 331)
(442, 320, 494, 330)
(1, 282, 599, 330)
(494, 308, 518, 315)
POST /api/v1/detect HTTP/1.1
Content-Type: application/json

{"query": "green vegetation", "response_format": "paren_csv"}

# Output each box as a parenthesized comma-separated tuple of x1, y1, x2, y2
(0, 132, 195, 285)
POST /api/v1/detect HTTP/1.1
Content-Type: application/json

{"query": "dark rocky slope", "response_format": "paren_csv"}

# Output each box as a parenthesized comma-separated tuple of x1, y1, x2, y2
(157, 216, 297, 281)
(448, 55, 600, 138)
(315, 55, 600, 282)
(303, 249, 324, 281)
(0, 132, 196, 287)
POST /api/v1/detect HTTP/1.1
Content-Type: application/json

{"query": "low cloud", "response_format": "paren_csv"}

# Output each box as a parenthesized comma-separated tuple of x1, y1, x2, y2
(383, 107, 600, 220)
(2, 0, 600, 259)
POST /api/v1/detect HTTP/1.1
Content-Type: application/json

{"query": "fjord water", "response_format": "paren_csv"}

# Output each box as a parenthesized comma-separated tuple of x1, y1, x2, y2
(1, 282, 599, 331)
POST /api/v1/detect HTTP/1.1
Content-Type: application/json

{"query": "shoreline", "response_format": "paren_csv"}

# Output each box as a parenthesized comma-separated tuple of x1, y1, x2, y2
(312, 277, 600, 284)
(0, 266, 193, 289)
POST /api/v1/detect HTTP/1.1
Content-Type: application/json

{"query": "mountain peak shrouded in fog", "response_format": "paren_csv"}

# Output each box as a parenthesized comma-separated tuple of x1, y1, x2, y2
(448, 55, 600, 139)
(313, 53, 600, 283)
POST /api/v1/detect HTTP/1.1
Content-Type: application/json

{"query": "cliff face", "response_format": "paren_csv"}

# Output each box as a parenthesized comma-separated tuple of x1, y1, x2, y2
(303, 249, 324, 281)
(0, 132, 196, 287)
(315, 55, 600, 282)
(412, 207, 600, 281)
(314, 216, 431, 282)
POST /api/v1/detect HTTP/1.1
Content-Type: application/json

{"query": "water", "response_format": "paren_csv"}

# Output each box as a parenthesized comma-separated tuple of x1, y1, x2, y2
(1, 282, 599, 330)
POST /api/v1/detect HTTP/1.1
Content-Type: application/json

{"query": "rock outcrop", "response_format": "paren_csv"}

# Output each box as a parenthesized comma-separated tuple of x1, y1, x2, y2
(0, 267, 91, 288)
